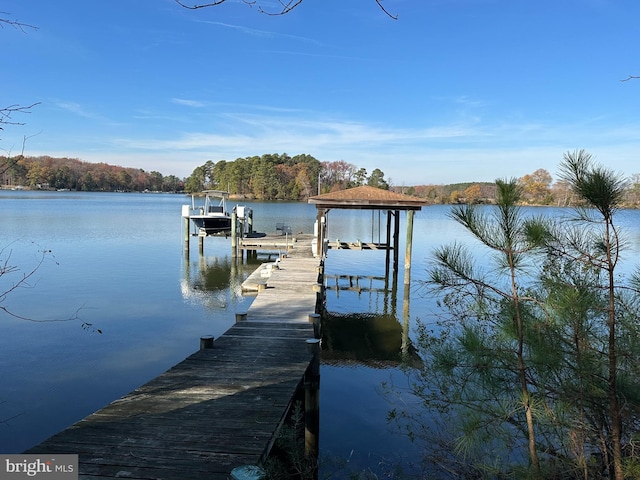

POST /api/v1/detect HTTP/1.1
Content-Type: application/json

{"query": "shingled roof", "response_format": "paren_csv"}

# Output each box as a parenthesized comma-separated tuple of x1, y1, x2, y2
(308, 185, 426, 210)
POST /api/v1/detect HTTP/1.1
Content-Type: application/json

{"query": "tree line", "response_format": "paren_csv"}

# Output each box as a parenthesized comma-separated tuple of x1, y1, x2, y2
(0, 153, 391, 197)
(404, 167, 640, 208)
(4, 153, 640, 209)
(1, 155, 183, 192)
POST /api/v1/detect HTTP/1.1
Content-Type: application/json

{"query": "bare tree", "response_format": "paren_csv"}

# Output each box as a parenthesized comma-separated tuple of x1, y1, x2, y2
(0, 13, 37, 33)
(1, 13, 39, 139)
(0, 14, 92, 328)
(1, 13, 40, 179)
(0, 103, 40, 135)
(174, 0, 398, 19)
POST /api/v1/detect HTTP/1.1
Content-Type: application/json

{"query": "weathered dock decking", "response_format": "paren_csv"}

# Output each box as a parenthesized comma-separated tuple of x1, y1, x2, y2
(26, 253, 322, 480)
(244, 256, 322, 320)
(238, 233, 315, 254)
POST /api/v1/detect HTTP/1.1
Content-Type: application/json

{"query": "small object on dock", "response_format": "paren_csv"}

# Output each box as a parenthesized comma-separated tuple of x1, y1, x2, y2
(200, 335, 215, 349)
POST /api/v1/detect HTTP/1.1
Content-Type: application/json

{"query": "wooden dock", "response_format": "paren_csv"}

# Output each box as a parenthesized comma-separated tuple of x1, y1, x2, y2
(238, 233, 315, 255)
(26, 254, 322, 480)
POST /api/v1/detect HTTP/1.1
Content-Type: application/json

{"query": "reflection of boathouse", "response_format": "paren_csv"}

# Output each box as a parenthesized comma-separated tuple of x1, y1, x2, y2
(321, 311, 422, 368)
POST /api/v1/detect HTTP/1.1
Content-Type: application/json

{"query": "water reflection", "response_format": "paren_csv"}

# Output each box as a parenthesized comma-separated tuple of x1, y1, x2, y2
(181, 251, 245, 310)
(321, 259, 418, 366)
(320, 251, 425, 478)
(321, 311, 421, 369)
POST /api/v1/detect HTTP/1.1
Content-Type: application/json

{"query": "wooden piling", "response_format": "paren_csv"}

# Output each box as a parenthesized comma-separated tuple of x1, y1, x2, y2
(182, 205, 191, 251)
(200, 335, 215, 349)
(231, 210, 238, 257)
(404, 210, 414, 287)
(308, 313, 321, 339)
(184, 217, 190, 244)
(304, 338, 321, 458)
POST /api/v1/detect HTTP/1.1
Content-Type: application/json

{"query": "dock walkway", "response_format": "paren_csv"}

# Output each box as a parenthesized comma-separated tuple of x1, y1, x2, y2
(26, 253, 322, 480)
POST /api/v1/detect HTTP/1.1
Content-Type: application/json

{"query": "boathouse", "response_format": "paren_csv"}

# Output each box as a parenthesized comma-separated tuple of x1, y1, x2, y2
(308, 185, 427, 287)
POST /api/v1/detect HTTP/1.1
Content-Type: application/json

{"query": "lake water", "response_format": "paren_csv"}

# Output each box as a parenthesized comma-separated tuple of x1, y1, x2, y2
(1, 191, 639, 478)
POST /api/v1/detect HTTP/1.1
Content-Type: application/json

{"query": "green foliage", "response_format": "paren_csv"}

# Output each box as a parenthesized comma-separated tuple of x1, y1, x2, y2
(264, 402, 317, 480)
(396, 153, 640, 479)
(558, 149, 627, 220)
(367, 168, 389, 190)
(184, 154, 394, 199)
(185, 153, 322, 198)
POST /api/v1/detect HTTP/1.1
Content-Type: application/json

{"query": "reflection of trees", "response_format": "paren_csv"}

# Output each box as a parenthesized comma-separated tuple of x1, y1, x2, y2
(322, 312, 405, 366)
(181, 255, 244, 310)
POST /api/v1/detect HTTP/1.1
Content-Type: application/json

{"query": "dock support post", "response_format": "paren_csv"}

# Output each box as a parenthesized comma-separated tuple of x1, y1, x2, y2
(235, 312, 247, 322)
(182, 205, 191, 252)
(200, 335, 214, 349)
(305, 338, 321, 459)
(385, 210, 392, 287)
(393, 209, 400, 280)
(198, 234, 204, 255)
(404, 210, 415, 287)
(312, 283, 324, 313)
(231, 210, 238, 257)
(308, 313, 321, 339)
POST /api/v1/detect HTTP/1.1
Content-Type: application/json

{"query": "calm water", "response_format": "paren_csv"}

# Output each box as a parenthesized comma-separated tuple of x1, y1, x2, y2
(1, 191, 639, 477)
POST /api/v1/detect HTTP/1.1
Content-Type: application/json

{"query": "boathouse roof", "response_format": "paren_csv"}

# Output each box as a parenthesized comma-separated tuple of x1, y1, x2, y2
(308, 185, 427, 210)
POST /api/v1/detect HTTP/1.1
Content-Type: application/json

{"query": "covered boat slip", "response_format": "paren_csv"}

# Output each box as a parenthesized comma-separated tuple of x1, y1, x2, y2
(308, 185, 427, 287)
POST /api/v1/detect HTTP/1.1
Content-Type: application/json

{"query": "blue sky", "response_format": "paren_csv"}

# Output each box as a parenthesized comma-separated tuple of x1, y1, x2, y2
(3, 0, 640, 185)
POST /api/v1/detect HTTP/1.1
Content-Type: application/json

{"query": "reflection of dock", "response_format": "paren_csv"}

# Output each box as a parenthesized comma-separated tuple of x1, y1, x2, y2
(325, 274, 388, 293)
(27, 255, 323, 479)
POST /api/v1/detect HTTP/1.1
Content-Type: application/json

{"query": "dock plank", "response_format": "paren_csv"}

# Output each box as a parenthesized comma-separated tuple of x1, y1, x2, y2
(26, 254, 321, 479)
(245, 256, 321, 323)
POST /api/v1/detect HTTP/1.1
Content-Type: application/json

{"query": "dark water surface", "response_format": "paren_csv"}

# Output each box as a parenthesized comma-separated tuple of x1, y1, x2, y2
(2, 191, 639, 478)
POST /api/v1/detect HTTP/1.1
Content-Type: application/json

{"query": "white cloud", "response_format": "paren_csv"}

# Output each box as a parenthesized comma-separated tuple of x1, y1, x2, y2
(24, 105, 640, 185)
(171, 98, 207, 108)
(54, 101, 107, 121)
